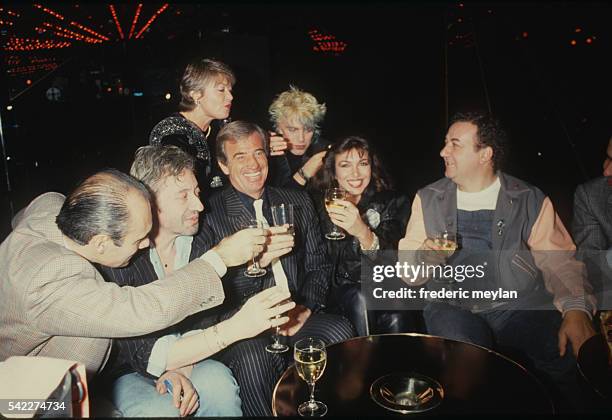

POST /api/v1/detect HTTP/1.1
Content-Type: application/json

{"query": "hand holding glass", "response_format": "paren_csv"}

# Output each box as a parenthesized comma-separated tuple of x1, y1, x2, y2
(294, 338, 327, 417)
(242, 219, 267, 278)
(433, 231, 457, 256)
(324, 188, 347, 240)
(265, 204, 295, 354)
(431, 230, 457, 283)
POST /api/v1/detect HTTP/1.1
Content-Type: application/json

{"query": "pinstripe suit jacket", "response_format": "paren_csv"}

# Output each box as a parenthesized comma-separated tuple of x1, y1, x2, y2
(198, 186, 332, 322)
(573, 177, 612, 289)
(97, 235, 213, 379)
(0, 193, 225, 377)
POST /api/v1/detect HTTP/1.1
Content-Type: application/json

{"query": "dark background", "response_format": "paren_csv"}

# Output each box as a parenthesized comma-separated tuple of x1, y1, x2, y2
(1, 1, 610, 241)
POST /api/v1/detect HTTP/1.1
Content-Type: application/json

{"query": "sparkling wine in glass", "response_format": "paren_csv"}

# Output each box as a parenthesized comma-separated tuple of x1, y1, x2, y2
(294, 338, 327, 417)
(432, 230, 458, 284)
(242, 219, 267, 278)
(433, 230, 458, 256)
(324, 188, 347, 240)
(265, 204, 295, 354)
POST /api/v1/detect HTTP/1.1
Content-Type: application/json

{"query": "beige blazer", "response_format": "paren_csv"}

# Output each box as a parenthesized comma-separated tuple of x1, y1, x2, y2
(0, 193, 224, 376)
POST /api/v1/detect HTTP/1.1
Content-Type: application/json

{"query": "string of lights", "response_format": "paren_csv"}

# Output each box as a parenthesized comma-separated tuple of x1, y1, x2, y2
(134, 3, 168, 39)
(69, 21, 109, 41)
(41, 22, 103, 44)
(109, 5, 125, 40)
(4, 37, 71, 52)
(33, 4, 65, 20)
(128, 3, 143, 39)
(308, 29, 347, 55)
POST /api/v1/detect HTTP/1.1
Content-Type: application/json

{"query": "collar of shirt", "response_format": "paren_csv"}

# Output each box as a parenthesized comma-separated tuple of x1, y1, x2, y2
(234, 187, 273, 221)
(149, 235, 194, 279)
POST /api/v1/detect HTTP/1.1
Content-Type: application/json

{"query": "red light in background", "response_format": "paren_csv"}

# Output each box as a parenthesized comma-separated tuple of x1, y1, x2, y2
(575, 27, 582, 33)
(522, 31, 528, 38)
(109, 4, 125, 40)
(128, 3, 143, 39)
(570, 39, 577, 46)
(26, 79, 32, 85)
(585, 37, 592, 44)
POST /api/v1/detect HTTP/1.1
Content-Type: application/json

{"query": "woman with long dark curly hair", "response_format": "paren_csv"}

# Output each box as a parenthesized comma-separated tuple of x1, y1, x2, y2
(310, 136, 416, 336)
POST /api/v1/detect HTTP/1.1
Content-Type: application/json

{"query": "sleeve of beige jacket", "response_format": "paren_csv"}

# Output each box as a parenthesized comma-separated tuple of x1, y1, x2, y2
(397, 194, 430, 286)
(25, 253, 225, 338)
(528, 197, 596, 315)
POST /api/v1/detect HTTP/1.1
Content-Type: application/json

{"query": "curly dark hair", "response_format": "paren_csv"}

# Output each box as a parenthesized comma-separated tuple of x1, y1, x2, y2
(310, 136, 393, 194)
(450, 112, 507, 172)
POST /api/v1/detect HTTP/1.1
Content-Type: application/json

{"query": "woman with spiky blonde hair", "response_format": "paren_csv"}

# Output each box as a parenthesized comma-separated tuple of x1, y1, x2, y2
(268, 85, 331, 188)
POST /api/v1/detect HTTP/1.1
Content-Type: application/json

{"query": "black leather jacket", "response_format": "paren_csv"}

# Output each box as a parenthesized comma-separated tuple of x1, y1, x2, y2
(314, 186, 412, 288)
(268, 134, 331, 189)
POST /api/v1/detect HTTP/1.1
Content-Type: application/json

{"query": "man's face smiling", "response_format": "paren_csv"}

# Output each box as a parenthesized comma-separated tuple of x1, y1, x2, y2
(219, 132, 269, 199)
(440, 121, 484, 188)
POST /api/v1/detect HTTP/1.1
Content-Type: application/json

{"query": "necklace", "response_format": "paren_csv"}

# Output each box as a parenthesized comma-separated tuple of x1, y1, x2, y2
(204, 125, 212, 139)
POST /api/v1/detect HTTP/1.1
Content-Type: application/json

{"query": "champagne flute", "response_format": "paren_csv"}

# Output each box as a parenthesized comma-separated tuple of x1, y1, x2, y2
(432, 230, 458, 284)
(433, 230, 458, 256)
(324, 187, 346, 240)
(242, 219, 267, 278)
(294, 338, 328, 417)
(265, 204, 295, 354)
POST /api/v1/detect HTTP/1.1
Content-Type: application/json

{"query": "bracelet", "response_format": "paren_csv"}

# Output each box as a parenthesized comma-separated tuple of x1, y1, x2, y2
(297, 168, 310, 181)
(212, 324, 228, 350)
(360, 231, 380, 252)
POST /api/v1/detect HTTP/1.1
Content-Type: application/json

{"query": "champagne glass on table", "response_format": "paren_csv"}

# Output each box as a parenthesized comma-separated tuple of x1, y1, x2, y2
(264, 204, 295, 354)
(324, 187, 347, 240)
(242, 219, 267, 278)
(294, 337, 328, 417)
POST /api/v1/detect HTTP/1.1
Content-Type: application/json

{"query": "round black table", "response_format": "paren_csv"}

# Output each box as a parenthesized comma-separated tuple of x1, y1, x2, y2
(577, 333, 612, 401)
(273, 334, 554, 416)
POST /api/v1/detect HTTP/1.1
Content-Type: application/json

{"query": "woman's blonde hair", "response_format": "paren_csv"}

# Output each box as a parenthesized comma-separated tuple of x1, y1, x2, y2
(268, 85, 327, 133)
(179, 58, 235, 112)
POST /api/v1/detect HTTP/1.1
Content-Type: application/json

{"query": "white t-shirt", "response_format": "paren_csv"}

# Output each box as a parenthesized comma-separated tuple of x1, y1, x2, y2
(457, 177, 501, 211)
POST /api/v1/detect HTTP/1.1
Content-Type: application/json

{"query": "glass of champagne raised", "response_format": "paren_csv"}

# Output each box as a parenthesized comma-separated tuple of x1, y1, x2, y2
(294, 337, 328, 417)
(265, 204, 295, 354)
(324, 187, 347, 240)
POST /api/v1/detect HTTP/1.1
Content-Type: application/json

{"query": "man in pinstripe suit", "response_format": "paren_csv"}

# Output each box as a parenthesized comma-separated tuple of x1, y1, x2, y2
(197, 121, 355, 416)
(98, 146, 296, 417)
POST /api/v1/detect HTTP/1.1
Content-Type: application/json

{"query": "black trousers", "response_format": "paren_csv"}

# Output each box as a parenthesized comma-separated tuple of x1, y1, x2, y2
(332, 282, 420, 337)
(215, 312, 355, 416)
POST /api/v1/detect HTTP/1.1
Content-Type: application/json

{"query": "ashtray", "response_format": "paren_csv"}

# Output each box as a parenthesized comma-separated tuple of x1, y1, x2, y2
(370, 372, 444, 414)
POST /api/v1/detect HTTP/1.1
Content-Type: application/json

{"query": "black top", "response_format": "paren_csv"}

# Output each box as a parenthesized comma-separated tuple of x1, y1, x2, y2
(313, 185, 411, 289)
(149, 113, 228, 195)
(268, 133, 331, 189)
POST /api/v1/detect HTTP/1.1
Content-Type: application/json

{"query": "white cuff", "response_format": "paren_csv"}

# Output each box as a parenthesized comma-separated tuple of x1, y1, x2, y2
(147, 333, 180, 377)
(200, 249, 227, 278)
